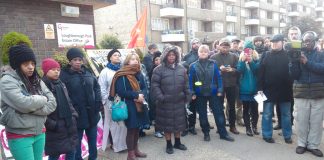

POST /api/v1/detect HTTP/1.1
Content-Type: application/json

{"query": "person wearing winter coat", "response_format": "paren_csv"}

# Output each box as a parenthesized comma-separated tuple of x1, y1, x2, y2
(0, 45, 56, 160)
(148, 51, 164, 138)
(151, 46, 191, 154)
(41, 58, 78, 160)
(291, 31, 324, 157)
(98, 49, 128, 152)
(181, 38, 202, 136)
(60, 48, 102, 160)
(189, 45, 234, 142)
(237, 41, 260, 137)
(258, 34, 293, 144)
(109, 53, 149, 160)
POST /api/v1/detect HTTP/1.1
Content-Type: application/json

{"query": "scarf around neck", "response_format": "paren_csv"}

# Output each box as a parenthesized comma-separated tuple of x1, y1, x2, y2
(107, 62, 121, 71)
(109, 64, 142, 108)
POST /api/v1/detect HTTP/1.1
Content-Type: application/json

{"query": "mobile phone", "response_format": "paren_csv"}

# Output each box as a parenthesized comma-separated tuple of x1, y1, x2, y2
(244, 48, 251, 56)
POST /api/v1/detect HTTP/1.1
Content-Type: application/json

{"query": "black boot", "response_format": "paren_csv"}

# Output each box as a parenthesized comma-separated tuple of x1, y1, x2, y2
(166, 140, 174, 154)
(204, 133, 210, 141)
(181, 130, 188, 137)
(252, 127, 260, 135)
(188, 127, 197, 135)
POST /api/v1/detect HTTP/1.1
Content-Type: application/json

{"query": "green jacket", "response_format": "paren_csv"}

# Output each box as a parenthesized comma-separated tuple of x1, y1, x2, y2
(0, 71, 56, 135)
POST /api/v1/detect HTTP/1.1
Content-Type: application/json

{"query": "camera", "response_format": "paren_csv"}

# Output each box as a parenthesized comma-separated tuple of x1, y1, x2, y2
(285, 40, 302, 61)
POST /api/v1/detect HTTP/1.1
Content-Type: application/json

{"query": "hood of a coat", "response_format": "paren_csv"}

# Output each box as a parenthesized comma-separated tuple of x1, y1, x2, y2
(160, 45, 180, 66)
(1, 69, 20, 80)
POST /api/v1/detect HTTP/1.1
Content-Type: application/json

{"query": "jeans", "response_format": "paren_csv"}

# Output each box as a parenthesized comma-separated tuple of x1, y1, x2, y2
(276, 99, 294, 126)
(48, 150, 76, 160)
(262, 102, 292, 139)
(196, 96, 228, 137)
(75, 126, 97, 160)
(8, 133, 45, 160)
(220, 87, 237, 128)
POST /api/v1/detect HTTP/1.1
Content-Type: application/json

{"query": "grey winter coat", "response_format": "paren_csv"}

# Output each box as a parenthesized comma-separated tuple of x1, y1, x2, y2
(151, 46, 191, 133)
(0, 70, 56, 135)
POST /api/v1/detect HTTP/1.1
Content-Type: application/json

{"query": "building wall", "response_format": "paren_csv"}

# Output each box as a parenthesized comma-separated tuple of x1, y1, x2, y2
(0, 0, 96, 63)
(94, 0, 136, 47)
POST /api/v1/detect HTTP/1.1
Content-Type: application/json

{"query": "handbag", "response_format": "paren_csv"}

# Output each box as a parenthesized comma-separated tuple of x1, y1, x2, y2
(111, 77, 128, 122)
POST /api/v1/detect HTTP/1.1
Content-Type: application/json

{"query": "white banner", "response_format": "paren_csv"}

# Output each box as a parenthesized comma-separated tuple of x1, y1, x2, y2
(56, 23, 95, 49)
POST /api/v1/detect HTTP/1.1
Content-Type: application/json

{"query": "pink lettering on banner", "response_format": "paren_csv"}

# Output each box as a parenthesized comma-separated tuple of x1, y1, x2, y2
(0, 117, 104, 160)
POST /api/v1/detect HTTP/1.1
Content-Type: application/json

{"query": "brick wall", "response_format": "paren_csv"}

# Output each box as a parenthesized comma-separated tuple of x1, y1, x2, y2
(0, 0, 95, 64)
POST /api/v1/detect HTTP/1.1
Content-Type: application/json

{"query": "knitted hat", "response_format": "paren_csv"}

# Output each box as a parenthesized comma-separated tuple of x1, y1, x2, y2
(244, 41, 255, 50)
(190, 38, 200, 46)
(42, 58, 60, 75)
(9, 45, 36, 70)
(66, 48, 84, 61)
(107, 49, 121, 63)
(153, 51, 162, 62)
(219, 38, 231, 46)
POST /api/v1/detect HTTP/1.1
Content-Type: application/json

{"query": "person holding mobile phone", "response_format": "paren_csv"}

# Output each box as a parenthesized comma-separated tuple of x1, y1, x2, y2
(211, 38, 240, 135)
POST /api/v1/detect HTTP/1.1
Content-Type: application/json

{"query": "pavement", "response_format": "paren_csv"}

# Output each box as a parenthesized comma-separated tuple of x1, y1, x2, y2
(98, 115, 324, 160)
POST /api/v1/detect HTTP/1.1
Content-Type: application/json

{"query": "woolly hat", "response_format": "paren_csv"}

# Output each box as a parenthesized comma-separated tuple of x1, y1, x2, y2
(219, 38, 231, 46)
(9, 45, 36, 70)
(271, 34, 285, 42)
(42, 58, 60, 75)
(66, 48, 84, 61)
(107, 49, 121, 63)
(190, 38, 200, 46)
(153, 51, 162, 62)
(244, 41, 255, 50)
(253, 36, 264, 44)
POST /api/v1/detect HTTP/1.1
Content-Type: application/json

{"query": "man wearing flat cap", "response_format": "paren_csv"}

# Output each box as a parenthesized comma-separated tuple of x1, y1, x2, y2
(211, 38, 240, 135)
(258, 34, 293, 144)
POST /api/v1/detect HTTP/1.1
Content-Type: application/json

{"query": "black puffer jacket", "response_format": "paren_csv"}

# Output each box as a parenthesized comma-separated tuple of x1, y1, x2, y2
(151, 47, 191, 132)
(182, 50, 199, 70)
(60, 65, 102, 129)
(43, 78, 78, 156)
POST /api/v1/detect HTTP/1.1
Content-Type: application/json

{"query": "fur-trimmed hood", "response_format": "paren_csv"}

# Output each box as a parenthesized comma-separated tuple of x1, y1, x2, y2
(160, 45, 180, 66)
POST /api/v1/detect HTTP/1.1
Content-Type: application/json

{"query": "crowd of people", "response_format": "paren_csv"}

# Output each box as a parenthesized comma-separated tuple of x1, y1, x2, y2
(1, 26, 324, 160)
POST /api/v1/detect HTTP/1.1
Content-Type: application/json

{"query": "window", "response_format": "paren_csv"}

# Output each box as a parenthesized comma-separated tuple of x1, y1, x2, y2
(267, 11, 273, 19)
(150, 0, 168, 5)
(260, 10, 266, 19)
(267, 27, 273, 34)
(260, 26, 266, 35)
(226, 6, 235, 16)
(226, 23, 235, 34)
(267, 0, 272, 4)
(187, 0, 201, 9)
(151, 18, 169, 31)
(303, 6, 306, 12)
(214, 1, 223, 12)
(188, 19, 199, 32)
(214, 22, 223, 33)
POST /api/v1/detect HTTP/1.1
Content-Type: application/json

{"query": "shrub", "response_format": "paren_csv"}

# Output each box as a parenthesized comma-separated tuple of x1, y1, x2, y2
(99, 35, 123, 49)
(0, 32, 33, 65)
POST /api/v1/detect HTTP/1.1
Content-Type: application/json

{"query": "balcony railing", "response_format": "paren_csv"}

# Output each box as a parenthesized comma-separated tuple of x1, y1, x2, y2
(226, 12, 237, 16)
(162, 30, 184, 35)
(162, 2, 182, 8)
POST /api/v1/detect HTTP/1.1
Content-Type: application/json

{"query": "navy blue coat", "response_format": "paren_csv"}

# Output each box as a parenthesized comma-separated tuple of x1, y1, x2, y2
(115, 73, 149, 129)
(60, 66, 102, 129)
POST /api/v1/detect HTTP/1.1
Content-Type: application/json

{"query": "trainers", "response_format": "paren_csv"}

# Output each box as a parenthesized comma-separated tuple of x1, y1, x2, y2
(263, 138, 275, 143)
(307, 148, 324, 157)
(284, 138, 292, 144)
(174, 144, 187, 150)
(154, 132, 163, 138)
(296, 146, 306, 154)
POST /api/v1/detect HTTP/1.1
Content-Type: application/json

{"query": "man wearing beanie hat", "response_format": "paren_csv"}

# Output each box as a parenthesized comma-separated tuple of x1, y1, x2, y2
(258, 34, 293, 144)
(1, 45, 56, 160)
(60, 48, 102, 160)
(253, 36, 267, 57)
(41, 58, 78, 160)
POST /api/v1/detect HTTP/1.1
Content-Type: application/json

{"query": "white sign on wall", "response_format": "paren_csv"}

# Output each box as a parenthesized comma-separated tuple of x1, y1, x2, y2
(56, 23, 95, 48)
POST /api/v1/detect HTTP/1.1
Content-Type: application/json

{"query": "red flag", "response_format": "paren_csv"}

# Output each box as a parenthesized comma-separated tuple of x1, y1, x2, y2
(127, 7, 147, 48)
